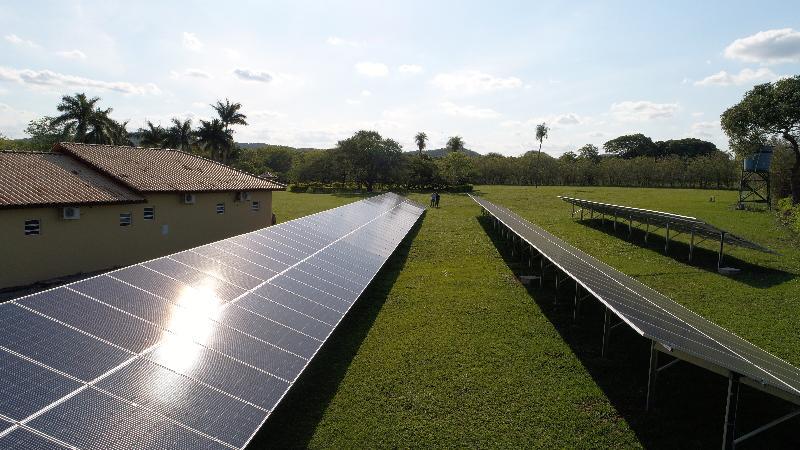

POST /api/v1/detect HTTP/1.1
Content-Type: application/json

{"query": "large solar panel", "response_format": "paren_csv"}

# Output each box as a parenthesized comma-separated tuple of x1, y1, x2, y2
(0, 192, 424, 449)
(558, 196, 774, 254)
(471, 194, 800, 405)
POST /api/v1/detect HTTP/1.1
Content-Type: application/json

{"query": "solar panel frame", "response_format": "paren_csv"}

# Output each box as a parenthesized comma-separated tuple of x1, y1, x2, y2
(558, 196, 775, 253)
(0, 192, 424, 449)
(472, 194, 800, 405)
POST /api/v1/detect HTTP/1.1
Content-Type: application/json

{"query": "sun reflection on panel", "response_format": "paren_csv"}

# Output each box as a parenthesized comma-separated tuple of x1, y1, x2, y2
(157, 277, 223, 373)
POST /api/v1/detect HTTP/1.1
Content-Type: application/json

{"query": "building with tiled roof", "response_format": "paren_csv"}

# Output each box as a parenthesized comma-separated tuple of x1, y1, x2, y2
(0, 143, 285, 290)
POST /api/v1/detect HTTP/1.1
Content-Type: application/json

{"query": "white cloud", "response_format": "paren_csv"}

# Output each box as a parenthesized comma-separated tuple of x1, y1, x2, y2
(184, 69, 212, 79)
(610, 100, 678, 121)
(553, 113, 582, 126)
(232, 68, 273, 82)
(4, 34, 38, 48)
(0, 102, 37, 137)
(690, 121, 721, 138)
(398, 64, 423, 74)
(724, 28, 800, 64)
(57, 49, 87, 60)
(355, 62, 389, 77)
(0, 66, 160, 95)
(182, 32, 203, 51)
(694, 68, 778, 86)
(326, 36, 363, 47)
(431, 70, 522, 94)
(360, 90, 371, 97)
(250, 109, 287, 119)
(441, 101, 500, 119)
(345, 98, 361, 105)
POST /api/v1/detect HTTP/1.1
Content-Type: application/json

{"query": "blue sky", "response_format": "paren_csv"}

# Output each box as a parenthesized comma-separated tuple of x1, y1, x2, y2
(1, 1, 798, 155)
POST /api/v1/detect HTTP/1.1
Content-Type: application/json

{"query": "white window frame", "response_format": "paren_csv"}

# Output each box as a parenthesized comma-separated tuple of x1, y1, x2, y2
(216, 203, 225, 214)
(120, 213, 132, 227)
(143, 207, 155, 220)
(24, 219, 40, 236)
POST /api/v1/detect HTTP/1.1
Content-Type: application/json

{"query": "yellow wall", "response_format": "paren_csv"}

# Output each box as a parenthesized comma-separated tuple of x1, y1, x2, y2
(0, 191, 273, 289)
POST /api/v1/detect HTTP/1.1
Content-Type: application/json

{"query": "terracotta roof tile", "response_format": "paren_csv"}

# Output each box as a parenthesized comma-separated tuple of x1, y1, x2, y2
(0, 151, 145, 208)
(56, 142, 286, 193)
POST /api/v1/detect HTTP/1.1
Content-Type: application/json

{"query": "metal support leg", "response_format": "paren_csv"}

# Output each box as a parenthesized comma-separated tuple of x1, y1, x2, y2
(628, 217, 633, 238)
(613, 214, 617, 231)
(571, 202, 575, 218)
(722, 372, 741, 450)
(718, 232, 726, 271)
(646, 341, 658, 411)
(689, 229, 695, 262)
(601, 307, 612, 358)
(580, 208, 584, 220)
(539, 257, 544, 288)
(665, 223, 671, 253)
(645, 220, 649, 244)
(573, 281, 580, 321)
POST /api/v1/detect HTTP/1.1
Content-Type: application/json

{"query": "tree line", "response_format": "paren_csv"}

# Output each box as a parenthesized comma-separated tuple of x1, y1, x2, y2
(2, 74, 797, 204)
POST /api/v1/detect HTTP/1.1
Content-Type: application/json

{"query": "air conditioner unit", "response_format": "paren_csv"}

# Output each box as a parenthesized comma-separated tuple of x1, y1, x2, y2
(62, 207, 80, 220)
(183, 193, 196, 204)
(236, 191, 251, 202)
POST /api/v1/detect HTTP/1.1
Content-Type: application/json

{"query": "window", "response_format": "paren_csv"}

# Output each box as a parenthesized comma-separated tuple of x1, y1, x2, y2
(216, 203, 225, 214)
(24, 219, 40, 236)
(120, 213, 132, 227)
(251, 201, 260, 211)
(143, 207, 155, 220)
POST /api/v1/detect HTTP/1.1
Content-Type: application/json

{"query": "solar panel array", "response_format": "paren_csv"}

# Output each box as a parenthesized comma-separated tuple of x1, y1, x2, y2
(472, 195, 800, 403)
(0, 192, 424, 449)
(558, 196, 774, 253)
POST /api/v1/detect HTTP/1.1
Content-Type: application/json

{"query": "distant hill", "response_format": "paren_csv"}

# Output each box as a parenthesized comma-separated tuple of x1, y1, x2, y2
(236, 143, 327, 152)
(407, 148, 482, 158)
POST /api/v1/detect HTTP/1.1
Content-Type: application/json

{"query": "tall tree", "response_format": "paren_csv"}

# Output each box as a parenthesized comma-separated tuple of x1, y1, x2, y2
(109, 120, 133, 146)
(165, 118, 194, 151)
(25, 117, 70, 150)
(721, 75, 800, 204)
(535, 123, 549, 157)
(211, 98, 247, 163)
(415, 132, 428, 154)
(577, 144, 601, 162)
(52, 93, 115, 143)
(138, 121, 167, 148)
(446, 135, 465, 153)
(603, 133, 658, 158)
(196, 118, 232, 161)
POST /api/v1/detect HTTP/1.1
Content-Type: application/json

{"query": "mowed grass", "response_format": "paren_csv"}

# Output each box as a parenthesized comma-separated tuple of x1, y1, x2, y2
(251, 188, 800, 448)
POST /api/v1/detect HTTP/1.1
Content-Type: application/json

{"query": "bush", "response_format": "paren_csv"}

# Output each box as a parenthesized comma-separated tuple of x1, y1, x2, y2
(447, 184, 473, 193)
(288, 184, 308, 193)
(776, 197, 800, 233)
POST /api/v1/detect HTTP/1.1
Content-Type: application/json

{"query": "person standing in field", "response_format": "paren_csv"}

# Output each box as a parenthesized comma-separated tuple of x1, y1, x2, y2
(434, 192, 440, 208)
(430, 192, 436, 208)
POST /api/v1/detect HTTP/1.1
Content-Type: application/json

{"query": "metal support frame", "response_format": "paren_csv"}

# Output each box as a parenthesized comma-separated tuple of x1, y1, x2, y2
(718, 232, 726, 271)
(738, 168, 772, 210)
(664, 223, 670, 253)
(601, 307, 613, 357)
(689, 228, 696, 262)
(723, 373, 741, 450)
(573, 282, 591, 321)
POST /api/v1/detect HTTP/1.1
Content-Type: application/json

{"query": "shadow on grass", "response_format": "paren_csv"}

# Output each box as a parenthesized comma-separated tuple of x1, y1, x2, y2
(575, 217, 794, 288)
(477, 214, 800, 449)
(247, 212, 425, 449)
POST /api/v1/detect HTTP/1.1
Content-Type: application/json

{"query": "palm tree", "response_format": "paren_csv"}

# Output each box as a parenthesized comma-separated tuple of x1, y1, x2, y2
(165, 118, 194, 151)
(536, 123, 549, 158)
(415, 132, 428, 155)
(138, 121, 167, 148)
(196, 118, 232, 161)
(212, 99, 248, 129)
(446, 136, 465, 153)
(109, 120, 132, 145)
(211, 99, 247, 162)
(52, 93, 116, 143)
(534, 122, 549, 188)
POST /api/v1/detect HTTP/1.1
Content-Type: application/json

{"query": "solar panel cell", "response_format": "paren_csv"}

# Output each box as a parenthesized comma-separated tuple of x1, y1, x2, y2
(0, 351, 82, 421)
(214, 305, 320, 359)
(0, 427, 71, 449)
(0, 306, 131, 382)
(95, 358, 266, 448)
(234, 294, 333, 341)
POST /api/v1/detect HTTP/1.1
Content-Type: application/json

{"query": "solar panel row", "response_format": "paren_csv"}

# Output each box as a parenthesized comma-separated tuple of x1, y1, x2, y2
(471, 194, 800, 404)
(0, 192, 424, 449)
(558, 196, 774, 254)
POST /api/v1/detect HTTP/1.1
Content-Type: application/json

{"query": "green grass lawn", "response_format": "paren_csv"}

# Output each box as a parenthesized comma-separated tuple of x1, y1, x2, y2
(252, 187, 800, 448)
